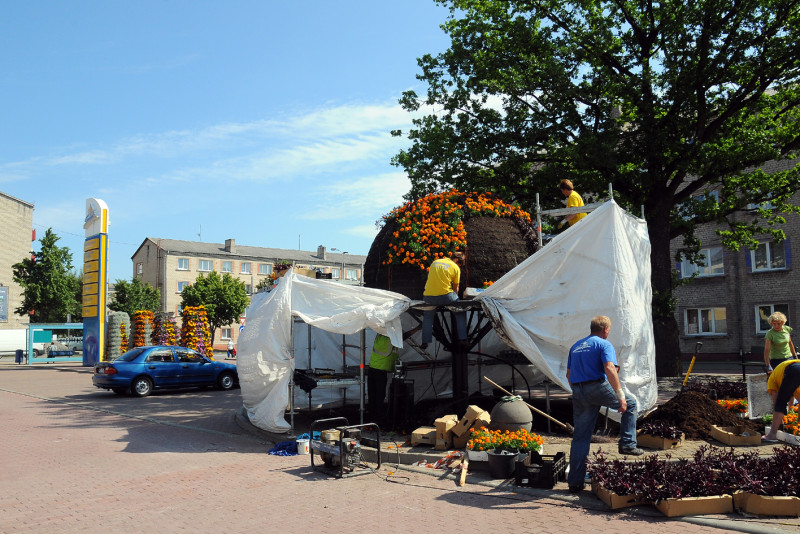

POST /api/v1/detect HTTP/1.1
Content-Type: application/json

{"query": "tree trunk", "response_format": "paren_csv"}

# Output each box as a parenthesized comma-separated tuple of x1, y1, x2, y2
(647, 209, 682, 377)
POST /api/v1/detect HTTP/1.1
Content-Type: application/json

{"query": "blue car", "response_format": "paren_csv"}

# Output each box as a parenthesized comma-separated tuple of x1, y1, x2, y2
(92, 345, 239, 397)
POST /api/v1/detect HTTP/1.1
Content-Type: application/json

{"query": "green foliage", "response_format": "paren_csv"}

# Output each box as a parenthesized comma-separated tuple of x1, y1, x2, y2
(12, 228, 80, 323)
(180, 271, 249, 342)
(108, 278, 161, 319)
(394, 0, 800, 372)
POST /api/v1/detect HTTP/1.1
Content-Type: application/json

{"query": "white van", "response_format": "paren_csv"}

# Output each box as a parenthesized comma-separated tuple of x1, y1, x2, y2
(0, 329, 51, 357)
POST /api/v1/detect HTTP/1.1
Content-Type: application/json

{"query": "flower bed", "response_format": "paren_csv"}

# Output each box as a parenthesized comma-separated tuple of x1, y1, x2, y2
(588, 446, 800, 515)
(467, 426, 544, 454)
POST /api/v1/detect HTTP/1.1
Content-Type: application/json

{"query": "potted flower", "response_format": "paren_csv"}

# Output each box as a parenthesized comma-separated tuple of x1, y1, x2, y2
(716, 398, 748, 417)
(468, 426, 544, 454)
(467, 426, 543, 479)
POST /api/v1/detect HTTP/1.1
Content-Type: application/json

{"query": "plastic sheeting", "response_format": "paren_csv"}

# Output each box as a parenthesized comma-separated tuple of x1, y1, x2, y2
(237, 200, 657, 433)
(237, 272, 410, 433)
(477, 200, 657, 414)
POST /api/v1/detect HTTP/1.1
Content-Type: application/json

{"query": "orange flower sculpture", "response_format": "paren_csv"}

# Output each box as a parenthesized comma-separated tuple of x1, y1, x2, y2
(467, 426, 544, 453)
(381, 190, 532, 271)
(132, 310, 155, 348)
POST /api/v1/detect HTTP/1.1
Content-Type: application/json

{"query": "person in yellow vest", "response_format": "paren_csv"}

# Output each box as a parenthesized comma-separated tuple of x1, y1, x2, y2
(368, 333, 400, 424)
(763, 359, 800, 442)
(558, 179, 587, 228)
(420, 251, 467, 349)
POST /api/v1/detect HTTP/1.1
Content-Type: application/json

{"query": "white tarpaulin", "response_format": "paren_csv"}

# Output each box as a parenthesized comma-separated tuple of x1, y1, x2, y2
(477, 200, 658, 414)
(236, 272, 410, 433)
(237, 200, 657, 433)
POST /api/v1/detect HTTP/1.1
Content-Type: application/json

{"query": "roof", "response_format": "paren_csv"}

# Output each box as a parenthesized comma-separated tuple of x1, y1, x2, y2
(132, 237, 367, 266)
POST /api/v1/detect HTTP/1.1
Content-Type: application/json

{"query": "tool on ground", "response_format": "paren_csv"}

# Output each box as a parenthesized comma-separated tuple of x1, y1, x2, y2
(483, 376, 574, 434)
(681, 341, 703, 388)
(309, 417, 381, 478)
(459, 455, 469, 486)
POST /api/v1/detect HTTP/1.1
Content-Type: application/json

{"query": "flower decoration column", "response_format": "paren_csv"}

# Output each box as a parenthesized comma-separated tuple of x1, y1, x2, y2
(180, 305, 214, 359)
(131, 310, 155, 348)
(151, 312, 177, 346)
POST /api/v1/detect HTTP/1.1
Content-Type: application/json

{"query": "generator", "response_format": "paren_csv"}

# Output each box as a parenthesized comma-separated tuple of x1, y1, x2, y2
(309, 417, 381, 478)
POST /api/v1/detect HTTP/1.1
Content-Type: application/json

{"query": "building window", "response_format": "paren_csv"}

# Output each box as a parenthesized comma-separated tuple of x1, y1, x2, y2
(684, 307, 727, 335)
(245, 284, 252, 295)
(346, 268, 358, 280)
(259, 263, 272, 275)
(756, 304, 790, 334)
(176, 305, 183, 315)
(177, 281, 189, 293)
(679, 247, 724, 278)
(222, 261, 233, 273)
(750, 241, 787, 272)
(177, 258, 189, 271)
(136, 263, 143, 275)
(198, 259, 213, 272)
(331, 267, 340, 279)
(221, 327, 232, 340)
(240, 262, 251, 274)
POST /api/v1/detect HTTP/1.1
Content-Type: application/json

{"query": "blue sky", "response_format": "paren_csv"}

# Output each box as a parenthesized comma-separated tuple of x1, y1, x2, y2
(0, 1, 451, 282)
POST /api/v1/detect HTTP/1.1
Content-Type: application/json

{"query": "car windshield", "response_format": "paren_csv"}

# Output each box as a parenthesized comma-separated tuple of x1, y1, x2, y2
(115, 347, 148, 362)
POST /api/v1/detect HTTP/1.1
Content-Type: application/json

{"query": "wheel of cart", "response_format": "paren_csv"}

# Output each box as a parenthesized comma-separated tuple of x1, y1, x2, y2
(309, 417, 381, 478)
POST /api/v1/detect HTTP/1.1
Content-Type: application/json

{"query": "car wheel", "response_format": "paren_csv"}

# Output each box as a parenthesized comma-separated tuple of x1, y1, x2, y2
(131, 377, 153, 397)
(33, 349, 41, 357)
(217, 372, 235, 391)
(112, 388, 128, 395)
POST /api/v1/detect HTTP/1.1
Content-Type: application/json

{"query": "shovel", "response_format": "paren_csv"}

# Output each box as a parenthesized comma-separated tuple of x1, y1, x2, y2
(483, 376, 574, 434)
(681, 341, 703, 389)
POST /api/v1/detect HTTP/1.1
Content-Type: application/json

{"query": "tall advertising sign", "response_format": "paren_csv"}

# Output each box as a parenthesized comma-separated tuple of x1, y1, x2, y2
(83, 198, 108, 366)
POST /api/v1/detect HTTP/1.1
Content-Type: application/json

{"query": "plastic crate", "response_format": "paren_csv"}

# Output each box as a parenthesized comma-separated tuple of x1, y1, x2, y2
(514, 451, 567, 489)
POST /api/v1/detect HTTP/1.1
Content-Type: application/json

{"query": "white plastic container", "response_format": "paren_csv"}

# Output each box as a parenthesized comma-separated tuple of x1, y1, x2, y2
(296, 438, 310, 455)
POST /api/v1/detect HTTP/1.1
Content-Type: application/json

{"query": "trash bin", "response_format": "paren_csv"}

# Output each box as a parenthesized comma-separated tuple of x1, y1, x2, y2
(15, 349, 24, 364)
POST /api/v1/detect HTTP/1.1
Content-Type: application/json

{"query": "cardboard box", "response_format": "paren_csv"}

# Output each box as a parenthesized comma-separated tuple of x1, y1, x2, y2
(709, 425, 762, 446)
(474, 411, 491, 431)
(655, 495, 733, 517)
(637, 432, 684, 450)
(411, 426, 437, 446)
(452, 405, 486, 437)
(591, 482, 649, 510)
(734, 492, 800, 517)
(434, 437, 453, 451)
(435, 415, 458, 440)
(453, 433, 470, 449)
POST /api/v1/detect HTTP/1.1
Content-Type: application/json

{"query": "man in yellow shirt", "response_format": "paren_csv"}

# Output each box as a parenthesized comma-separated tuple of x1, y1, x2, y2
(763, 359, 800, 442)
(420, 251, 466, 349)
(558, 179, 587, 228)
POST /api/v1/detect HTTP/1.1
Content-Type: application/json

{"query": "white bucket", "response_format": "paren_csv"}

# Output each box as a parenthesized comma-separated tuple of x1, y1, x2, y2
(296, 438, 310, 455)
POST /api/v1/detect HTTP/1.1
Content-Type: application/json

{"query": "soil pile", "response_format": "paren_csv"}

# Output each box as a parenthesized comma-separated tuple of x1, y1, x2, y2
(640, 390, 762, 439)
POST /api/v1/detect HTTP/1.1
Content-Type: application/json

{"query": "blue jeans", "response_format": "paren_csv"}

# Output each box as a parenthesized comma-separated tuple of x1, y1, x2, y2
(567, 380, 638, 487)
(421, 293, 467, 344)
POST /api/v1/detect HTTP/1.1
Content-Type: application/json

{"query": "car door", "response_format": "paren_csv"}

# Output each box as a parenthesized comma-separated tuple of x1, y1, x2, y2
(144, 348, 181, 387)
(175, 348, 215, 386)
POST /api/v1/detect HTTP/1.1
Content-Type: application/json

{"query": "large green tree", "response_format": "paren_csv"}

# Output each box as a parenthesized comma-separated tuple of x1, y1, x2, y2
(179, 271, 249, 344)
(393, 0, 800, 376)
(108, 278, 161, 319)
(12, 228, 81, 323)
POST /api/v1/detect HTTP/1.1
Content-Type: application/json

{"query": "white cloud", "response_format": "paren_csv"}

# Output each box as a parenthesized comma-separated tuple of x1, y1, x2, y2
(301, 171, 410, 221)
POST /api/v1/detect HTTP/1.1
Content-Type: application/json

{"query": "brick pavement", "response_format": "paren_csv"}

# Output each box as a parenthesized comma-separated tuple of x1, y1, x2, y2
(0, 363, 797, 533)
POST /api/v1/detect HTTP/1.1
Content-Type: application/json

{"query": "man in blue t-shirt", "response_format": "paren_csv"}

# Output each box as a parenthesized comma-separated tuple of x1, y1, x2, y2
(566, 316, 642, 494)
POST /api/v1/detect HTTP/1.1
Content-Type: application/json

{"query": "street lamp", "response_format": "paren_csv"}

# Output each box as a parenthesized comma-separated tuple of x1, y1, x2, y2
(331, 248, 348, 281)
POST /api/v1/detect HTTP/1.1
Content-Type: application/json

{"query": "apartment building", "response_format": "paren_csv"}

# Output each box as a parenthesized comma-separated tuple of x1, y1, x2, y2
(0, 191, 34, 330)
(131, 238, 365, 348)
(671, 158, 800, 361)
